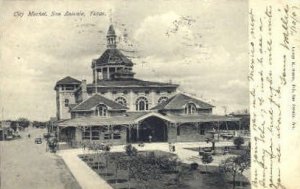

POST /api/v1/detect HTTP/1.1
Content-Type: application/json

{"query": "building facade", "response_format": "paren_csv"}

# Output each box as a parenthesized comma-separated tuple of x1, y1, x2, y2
(55, 25, 240, 146)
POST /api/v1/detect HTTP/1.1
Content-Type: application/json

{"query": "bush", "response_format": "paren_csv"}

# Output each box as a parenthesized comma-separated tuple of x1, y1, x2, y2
(190, 163, 199, 170)
(233, 137, 245, 149)
(125, 144, 138, 156)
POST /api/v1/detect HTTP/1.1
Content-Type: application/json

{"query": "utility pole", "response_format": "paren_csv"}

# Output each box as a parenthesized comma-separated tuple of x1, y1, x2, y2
(0, 108, 5, 189)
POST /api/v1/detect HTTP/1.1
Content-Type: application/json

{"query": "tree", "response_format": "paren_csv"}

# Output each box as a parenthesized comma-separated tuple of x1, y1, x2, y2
(201, 153, 213, 174)
(233, 137, 244, 149)
(17, 118, 30, 128)
(220, 152, 250, 189)
(47, 137, 58, 153)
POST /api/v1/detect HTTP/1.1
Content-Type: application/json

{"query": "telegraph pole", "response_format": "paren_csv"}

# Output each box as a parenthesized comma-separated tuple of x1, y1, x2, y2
(0, 108, 4, 189)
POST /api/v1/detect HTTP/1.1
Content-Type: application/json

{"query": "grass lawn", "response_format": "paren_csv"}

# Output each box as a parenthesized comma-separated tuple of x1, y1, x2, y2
(79, 150, 249, 189)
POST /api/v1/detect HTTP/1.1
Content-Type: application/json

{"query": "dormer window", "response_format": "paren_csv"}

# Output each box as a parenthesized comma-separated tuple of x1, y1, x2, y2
(115, 97, 127, 106)
(158, 96, 168, 104)
(95, 104, 108, 116)
(184, 103, 197, 114)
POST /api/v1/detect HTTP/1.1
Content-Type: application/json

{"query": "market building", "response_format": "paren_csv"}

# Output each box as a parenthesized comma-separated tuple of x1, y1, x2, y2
(54, 25, 241, 146)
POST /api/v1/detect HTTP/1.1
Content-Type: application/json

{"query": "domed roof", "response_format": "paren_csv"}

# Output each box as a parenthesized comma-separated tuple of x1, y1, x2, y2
(94, 49, 133, 67)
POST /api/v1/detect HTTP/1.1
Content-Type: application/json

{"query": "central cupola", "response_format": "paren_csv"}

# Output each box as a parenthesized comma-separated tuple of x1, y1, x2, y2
(106, 25, 117, 49)
(91, 25, 135, 82)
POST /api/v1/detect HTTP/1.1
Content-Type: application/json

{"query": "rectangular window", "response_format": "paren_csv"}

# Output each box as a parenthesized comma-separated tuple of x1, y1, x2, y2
(113, 133, 121, 139)
(91, 131, 100, 140)
(64, 99, 69, 107)
(82, 130, 90, 140)
(65, 86, 74, 90)
(199, 129, 205, 135)
(104, 133, 112, 140)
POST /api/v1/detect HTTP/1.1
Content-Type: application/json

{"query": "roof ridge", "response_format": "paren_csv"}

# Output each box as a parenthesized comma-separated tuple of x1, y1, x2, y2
(71, 93, 128, 111)
(71, 93, 101, 111)
(178, 92, 214, 107)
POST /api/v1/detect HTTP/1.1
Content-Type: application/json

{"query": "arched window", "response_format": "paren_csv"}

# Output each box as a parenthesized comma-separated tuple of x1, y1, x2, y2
(95, 104, 108, 116)
(158, 96, 168, 104)
(184, 103, 197, 114)
(115, 97, 127, 106)
(64, 99, 69, 107)
(136, 97, 149, 111)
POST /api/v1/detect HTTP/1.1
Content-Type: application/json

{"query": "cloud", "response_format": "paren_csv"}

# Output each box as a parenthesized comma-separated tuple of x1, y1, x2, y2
(133, 12, 202, 60)
(0, 0, 248, 120)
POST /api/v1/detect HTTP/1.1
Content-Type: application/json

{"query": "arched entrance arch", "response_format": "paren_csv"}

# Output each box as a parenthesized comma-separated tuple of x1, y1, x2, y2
(59, 126, 76, 143)
(132, 116, 168, 142)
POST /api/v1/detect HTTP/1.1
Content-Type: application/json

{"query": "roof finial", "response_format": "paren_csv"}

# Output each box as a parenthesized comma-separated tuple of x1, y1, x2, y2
(106, 10, 117, 49)
(109, 9, 113, 24)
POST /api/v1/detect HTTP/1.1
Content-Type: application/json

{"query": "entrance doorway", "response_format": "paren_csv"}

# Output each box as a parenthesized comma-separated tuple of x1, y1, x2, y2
(129, 116, 168, 142)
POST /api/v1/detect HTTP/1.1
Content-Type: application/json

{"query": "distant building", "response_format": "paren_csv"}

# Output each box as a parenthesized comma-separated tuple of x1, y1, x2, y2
(55, 25, 240, 146)
(0, 121, 12, 140)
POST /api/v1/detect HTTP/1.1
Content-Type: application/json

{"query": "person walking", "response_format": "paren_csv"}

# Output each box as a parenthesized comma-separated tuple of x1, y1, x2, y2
(148, 135, 152, 143)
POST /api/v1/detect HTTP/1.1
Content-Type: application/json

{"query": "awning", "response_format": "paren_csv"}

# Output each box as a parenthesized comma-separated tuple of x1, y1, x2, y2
(58, 112, 147, 128)
(58, 112, 240, 128)
(164, 114, 241, 124)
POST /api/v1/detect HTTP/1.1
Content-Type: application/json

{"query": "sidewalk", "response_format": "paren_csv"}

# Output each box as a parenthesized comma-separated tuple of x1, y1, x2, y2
(58, 149, 113, 189)
(58, 141, 236, 189)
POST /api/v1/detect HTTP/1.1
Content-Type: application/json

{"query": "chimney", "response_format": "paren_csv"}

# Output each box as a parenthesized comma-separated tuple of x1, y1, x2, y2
(81, 80, 88, 101)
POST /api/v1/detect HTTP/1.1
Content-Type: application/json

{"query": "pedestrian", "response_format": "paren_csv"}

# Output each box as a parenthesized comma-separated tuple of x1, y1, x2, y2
(172, 144, 176, 152)
(169, 142, 172, 152)
(148, 135, 152, 143)
(28, 134, 31, 138)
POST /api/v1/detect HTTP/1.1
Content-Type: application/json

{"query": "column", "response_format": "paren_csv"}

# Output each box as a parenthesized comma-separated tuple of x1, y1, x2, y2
(217, 121, 220, 141)
(89, 126, 92, 143)
(136, 123, 139, 141)
(128, 125, 131, 143)
(107, 66, 110, 79)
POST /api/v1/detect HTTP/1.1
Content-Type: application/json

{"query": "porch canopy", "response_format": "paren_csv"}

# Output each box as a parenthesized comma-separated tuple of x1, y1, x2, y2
(57, 111, 240, 128)
(164, 114, 240, 124)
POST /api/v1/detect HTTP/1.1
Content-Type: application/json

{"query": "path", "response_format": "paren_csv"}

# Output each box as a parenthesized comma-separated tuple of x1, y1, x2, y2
(0, 127, 81, 189)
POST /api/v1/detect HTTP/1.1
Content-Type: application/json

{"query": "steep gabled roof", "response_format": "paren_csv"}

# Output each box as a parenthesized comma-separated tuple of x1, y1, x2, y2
(94, 49, 133, 66)
(151, 93, 214, 110)
(71, 94, 128, 112)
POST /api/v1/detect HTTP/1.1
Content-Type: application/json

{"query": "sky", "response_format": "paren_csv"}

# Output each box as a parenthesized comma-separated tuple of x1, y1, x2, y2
(0, 0, 249, 121)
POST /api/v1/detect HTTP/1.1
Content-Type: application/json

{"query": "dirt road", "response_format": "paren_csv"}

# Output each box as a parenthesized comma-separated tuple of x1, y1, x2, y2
(0, 127, 81, 189)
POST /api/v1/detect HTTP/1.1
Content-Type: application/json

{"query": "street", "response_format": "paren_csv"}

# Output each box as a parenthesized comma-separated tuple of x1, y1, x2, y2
(0, 127, 81, 189)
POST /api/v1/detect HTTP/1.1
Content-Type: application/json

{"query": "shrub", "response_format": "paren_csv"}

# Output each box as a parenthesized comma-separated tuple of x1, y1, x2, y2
(125, 144, 138, 156)
(190, 163, 199, 170)
(233, 137, 245, 149)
